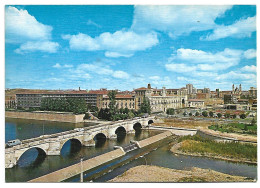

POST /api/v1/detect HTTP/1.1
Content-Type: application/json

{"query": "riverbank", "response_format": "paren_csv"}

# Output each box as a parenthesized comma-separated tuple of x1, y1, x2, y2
(5, 111, 85, 123)
(109, 165, 254, 182)
(170, 135, 257, 164)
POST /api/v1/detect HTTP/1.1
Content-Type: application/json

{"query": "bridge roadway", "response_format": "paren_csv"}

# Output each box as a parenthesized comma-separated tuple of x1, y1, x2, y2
(5, 116, 155, 168)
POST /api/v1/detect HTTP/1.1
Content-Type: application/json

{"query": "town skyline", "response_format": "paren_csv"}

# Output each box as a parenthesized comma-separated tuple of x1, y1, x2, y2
(5, 5, 256, 91)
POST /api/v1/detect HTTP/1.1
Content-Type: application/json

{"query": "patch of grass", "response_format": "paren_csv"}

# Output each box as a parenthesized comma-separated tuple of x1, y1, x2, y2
(178, 135, 257, 162)
(208, 123, 257, 135)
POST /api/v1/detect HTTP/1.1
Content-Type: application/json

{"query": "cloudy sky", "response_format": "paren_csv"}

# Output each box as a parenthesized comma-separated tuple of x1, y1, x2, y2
(5, 5, 256, 91)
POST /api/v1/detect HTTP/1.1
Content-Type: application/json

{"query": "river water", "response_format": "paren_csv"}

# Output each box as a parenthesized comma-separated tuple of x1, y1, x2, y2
(5, 118, 257, 182)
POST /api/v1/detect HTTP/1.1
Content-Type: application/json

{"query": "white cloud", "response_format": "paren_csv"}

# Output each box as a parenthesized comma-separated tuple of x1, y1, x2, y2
(165, 63, 197, 73)
(113, 71, 129, 79)
(14, 41, 59, 54)
(243, 49, 256, 59)
(132, 5, 232, 38)
(241, 65, 257, 72)
(53, 63, 61, 68)
(53, 63, 73, 68)
(168, 48, 243, 71)
(62, 30, 158, 58)
(6, 6, 59, 54)
(5, 6, 52, 43)
(64, 64, 73, 68)
(201, 16, 256, 41)
(86, 19, 101, 28)
(149, 76, 161, 80)
(73, 63, 129, 79)
(215, 71, 256, 81)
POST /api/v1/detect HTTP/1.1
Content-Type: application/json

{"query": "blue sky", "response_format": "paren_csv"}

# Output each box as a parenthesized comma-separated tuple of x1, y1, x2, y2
(5, 5, 256, 91)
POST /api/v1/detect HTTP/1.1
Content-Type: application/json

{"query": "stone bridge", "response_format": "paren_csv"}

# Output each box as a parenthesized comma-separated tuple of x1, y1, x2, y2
(5, 117, 155, 168)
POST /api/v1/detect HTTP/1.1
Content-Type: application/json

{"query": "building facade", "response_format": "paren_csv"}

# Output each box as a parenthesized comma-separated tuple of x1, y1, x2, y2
(16, 89, 106, 109)
(135, 84, 188, 113)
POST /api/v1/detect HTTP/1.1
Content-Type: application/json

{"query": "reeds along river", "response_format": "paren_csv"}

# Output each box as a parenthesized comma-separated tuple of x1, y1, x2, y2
(5, 118, 257, 182)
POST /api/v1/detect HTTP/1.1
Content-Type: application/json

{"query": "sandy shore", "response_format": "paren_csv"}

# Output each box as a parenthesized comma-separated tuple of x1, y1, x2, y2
(109, 165, 254, 182)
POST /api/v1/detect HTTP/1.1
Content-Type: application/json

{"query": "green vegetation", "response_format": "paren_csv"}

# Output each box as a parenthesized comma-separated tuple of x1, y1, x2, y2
(178, 135, 257, 162)
(195, 112, 200, 116)
(166, 108, 175, 115)
(240, 114, 246, 119)
(139, 97, 151, 115)
(40, 98, 87, 114)
(217, 113, 222, 118)
(209, 111, 213, 117)
(202, 111, 208, 117)
(208, 122, 257, 135)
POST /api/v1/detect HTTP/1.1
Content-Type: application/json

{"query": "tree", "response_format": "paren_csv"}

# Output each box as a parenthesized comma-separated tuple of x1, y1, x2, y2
(217, 113, 222, 118)
(189, 112, 192, 116)
(166, 108, 175, 115)
(108, 90, 117, 116)
(209, 111, 214, 117)
(240, 114, 246, 119)
(224, 113, 230, 118)
(140, 97, 151, 115)
(195, 112, 200, 116)
(183, 112, 187, 116)
(251, 118, 256, 126)
(202, 111, 208, 117)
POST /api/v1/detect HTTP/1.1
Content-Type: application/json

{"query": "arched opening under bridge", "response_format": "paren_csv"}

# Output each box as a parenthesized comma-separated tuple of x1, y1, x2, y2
(17, 147, 46, 168)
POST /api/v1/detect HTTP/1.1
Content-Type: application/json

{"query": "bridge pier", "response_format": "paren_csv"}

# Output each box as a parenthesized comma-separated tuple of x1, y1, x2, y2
(83, 139, 95, 147)
(5, 150, 16, 168)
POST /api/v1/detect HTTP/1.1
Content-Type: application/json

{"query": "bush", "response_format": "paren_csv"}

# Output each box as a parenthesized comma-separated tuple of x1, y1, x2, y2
(166, 108, 175, 115)
(202, 111, 208, 117)
(195, 112, 200, 116)
(209, 111, 213, 117)
(217, 113, 222, 118)
(240, 114, 246, 119)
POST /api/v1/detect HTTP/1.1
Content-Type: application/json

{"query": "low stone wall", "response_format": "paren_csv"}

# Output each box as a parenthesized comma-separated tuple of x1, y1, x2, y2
(29, 148, 126, 182)
(5, 111, 85, 123)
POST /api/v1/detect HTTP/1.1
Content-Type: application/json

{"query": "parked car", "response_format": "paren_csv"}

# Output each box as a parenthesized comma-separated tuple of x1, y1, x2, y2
(5, 139, 22, 148)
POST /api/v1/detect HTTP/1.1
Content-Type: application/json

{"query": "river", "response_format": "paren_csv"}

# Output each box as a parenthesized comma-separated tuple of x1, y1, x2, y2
(5, 118, 257, 182)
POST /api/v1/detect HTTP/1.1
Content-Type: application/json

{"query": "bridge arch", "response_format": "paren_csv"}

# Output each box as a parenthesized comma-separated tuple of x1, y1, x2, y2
(60, 138, 82, 154)
(16, 146, 47, 167)
(93, 133, 107, 147)
(115, 126, 127, 141)
(148, 120, 154, 125)
(133, 122, 142, 132)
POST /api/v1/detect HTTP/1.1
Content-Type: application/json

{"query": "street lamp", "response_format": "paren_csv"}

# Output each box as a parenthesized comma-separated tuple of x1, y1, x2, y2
(140, 155, 147, 165)
(80, 158, 83, 182)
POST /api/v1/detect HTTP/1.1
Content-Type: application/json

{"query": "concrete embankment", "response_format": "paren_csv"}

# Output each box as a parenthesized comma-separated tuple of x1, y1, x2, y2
(5, 111, 85, 123)
(138, 131, 173, 148)
(29, 148, 126, 182)
(29, 131, 173, 182)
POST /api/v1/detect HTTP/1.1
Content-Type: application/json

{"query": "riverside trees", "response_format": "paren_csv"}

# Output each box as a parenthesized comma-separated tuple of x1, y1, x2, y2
(40, 97, 87, 114)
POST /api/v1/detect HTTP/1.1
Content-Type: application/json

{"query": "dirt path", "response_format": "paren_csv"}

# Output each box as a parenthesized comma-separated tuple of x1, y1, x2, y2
(109, 165, 254, 182)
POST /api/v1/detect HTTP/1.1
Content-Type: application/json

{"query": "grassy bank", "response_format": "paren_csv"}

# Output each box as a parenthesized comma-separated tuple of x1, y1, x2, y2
(208, 123, 257, 135)
(176, 135, 257, 163)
